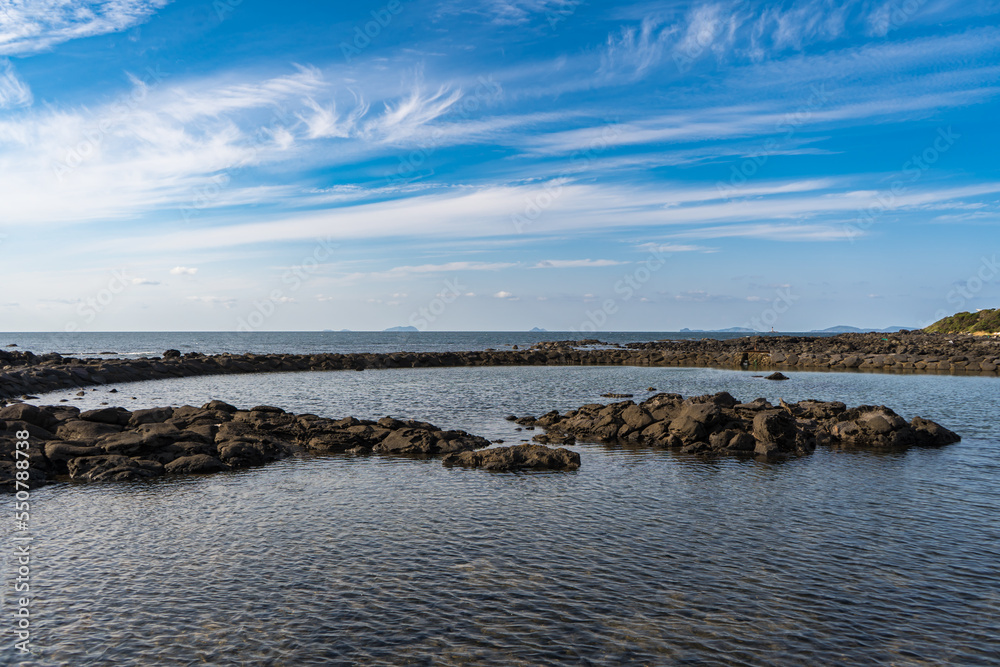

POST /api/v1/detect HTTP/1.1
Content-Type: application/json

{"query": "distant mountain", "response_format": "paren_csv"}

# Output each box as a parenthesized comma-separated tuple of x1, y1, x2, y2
(529, 327, 547, 332)
(811, 325, 913, 333)
(383, 326, 419, 332)
(680, 327, 756, 333)
(925, 308, 1000, 334)
(811, 325, 864, 333)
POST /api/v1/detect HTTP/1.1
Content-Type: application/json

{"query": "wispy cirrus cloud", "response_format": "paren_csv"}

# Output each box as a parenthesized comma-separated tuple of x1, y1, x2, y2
(364, 85, 463, 143)
(0, 58, 31, 108)
(0, 0, 171, 56)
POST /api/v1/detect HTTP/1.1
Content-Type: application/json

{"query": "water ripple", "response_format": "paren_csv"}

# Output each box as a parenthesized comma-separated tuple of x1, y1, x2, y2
(8, 366, 1000, 665)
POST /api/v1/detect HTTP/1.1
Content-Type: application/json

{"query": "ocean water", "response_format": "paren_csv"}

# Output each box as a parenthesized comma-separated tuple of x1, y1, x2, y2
(4, 359, 999, 666)
(0, 330, 828, 358)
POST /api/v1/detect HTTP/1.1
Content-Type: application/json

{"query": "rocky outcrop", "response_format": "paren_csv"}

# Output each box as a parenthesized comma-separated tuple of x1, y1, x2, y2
(510, 392, 960, 459)
(443, 444, 580, 471)
(0, 331, 998, 400)
(0, 402, 492, 491)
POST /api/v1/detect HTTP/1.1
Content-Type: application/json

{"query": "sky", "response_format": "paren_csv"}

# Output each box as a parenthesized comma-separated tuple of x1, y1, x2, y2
(0, 0, 999, 332)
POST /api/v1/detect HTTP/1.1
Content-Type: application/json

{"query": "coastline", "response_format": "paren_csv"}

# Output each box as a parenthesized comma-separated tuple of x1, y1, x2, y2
(1, 331, 998, 401)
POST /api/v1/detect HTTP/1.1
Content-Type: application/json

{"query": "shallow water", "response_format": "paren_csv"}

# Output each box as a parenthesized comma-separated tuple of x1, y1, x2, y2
(5, 366, 1000, 665)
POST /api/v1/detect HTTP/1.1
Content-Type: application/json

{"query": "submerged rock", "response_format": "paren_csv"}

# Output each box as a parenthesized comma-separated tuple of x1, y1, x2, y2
(443, 444, 580, 471)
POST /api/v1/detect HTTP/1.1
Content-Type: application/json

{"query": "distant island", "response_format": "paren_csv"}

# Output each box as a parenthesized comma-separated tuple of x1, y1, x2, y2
(529, 327, 547, 332)
(384, 326, 419, 332)
(925, 308, 1000, 334)
(680, 326, 911, 334)
(810, 325, 911, 334)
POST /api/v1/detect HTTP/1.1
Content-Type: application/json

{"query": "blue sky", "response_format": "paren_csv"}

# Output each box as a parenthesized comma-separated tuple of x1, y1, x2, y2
(1, 0, 998, 332)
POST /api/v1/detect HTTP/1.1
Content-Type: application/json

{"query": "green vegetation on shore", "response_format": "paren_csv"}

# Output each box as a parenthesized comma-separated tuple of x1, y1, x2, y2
(925, 308, 1000, 334)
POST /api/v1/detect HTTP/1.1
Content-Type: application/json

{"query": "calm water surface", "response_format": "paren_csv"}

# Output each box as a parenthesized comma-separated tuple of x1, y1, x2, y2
(4, 365, 999, 666)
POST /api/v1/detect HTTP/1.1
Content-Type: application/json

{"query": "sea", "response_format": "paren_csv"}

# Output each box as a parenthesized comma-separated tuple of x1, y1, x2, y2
(1, 332, 996, 666)
(0, 330, 819, 359)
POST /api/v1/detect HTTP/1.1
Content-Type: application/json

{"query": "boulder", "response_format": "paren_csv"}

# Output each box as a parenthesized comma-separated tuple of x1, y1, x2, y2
(0, 403, 58, 429)
(67, 455, 164, 482)
(202, 400, 238, 413)
(127, 407, 174, 426)
(80, 407, 132, 426)
(43, 441, 104, 474)
(164, 455, 230, 475)
(669, 403, 721, 444)
(909, 417, 961, 447)
(56, 420, 123, 441)
(752, 410, 798, 455)
(373, 428, 438, 455)
(216, 437, 290, 467)
(620, 404, 654, 432)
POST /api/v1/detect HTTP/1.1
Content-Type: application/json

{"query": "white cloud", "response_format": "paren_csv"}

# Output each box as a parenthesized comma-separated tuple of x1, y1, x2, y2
(131, 278, 159, 285)
(640, 243, 715, 253)
(0, 0, 171, 56)
(601, 17, 675, 78)
(494, 290, 515, 298)
(533, 259, 626, 268)
(0, 59, 31, 108)
(185, 295, 236, 307)
(364, 85, 463, 144)
(170, 266, 198, 275)
(94, 178, 1000, 254)
(161, 65, 327, 122)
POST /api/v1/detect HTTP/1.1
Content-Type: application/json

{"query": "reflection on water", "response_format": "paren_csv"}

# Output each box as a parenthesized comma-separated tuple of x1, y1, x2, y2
(8, 366, 1000, 665)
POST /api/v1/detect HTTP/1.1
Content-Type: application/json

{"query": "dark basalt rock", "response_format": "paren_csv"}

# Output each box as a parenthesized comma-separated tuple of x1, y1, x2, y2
(164, 454, 230, 475)
(511, 391, 960, 460)
(0, 401, 496, 491)
(765, 372, 789, 381)
(443, 444, 580, 471)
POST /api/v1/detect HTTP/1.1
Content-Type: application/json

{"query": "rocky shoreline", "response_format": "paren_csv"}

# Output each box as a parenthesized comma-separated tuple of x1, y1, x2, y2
(0, 331, 998, 401)
(513, 391, 960, 458)
(1, 401, 581, 491)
